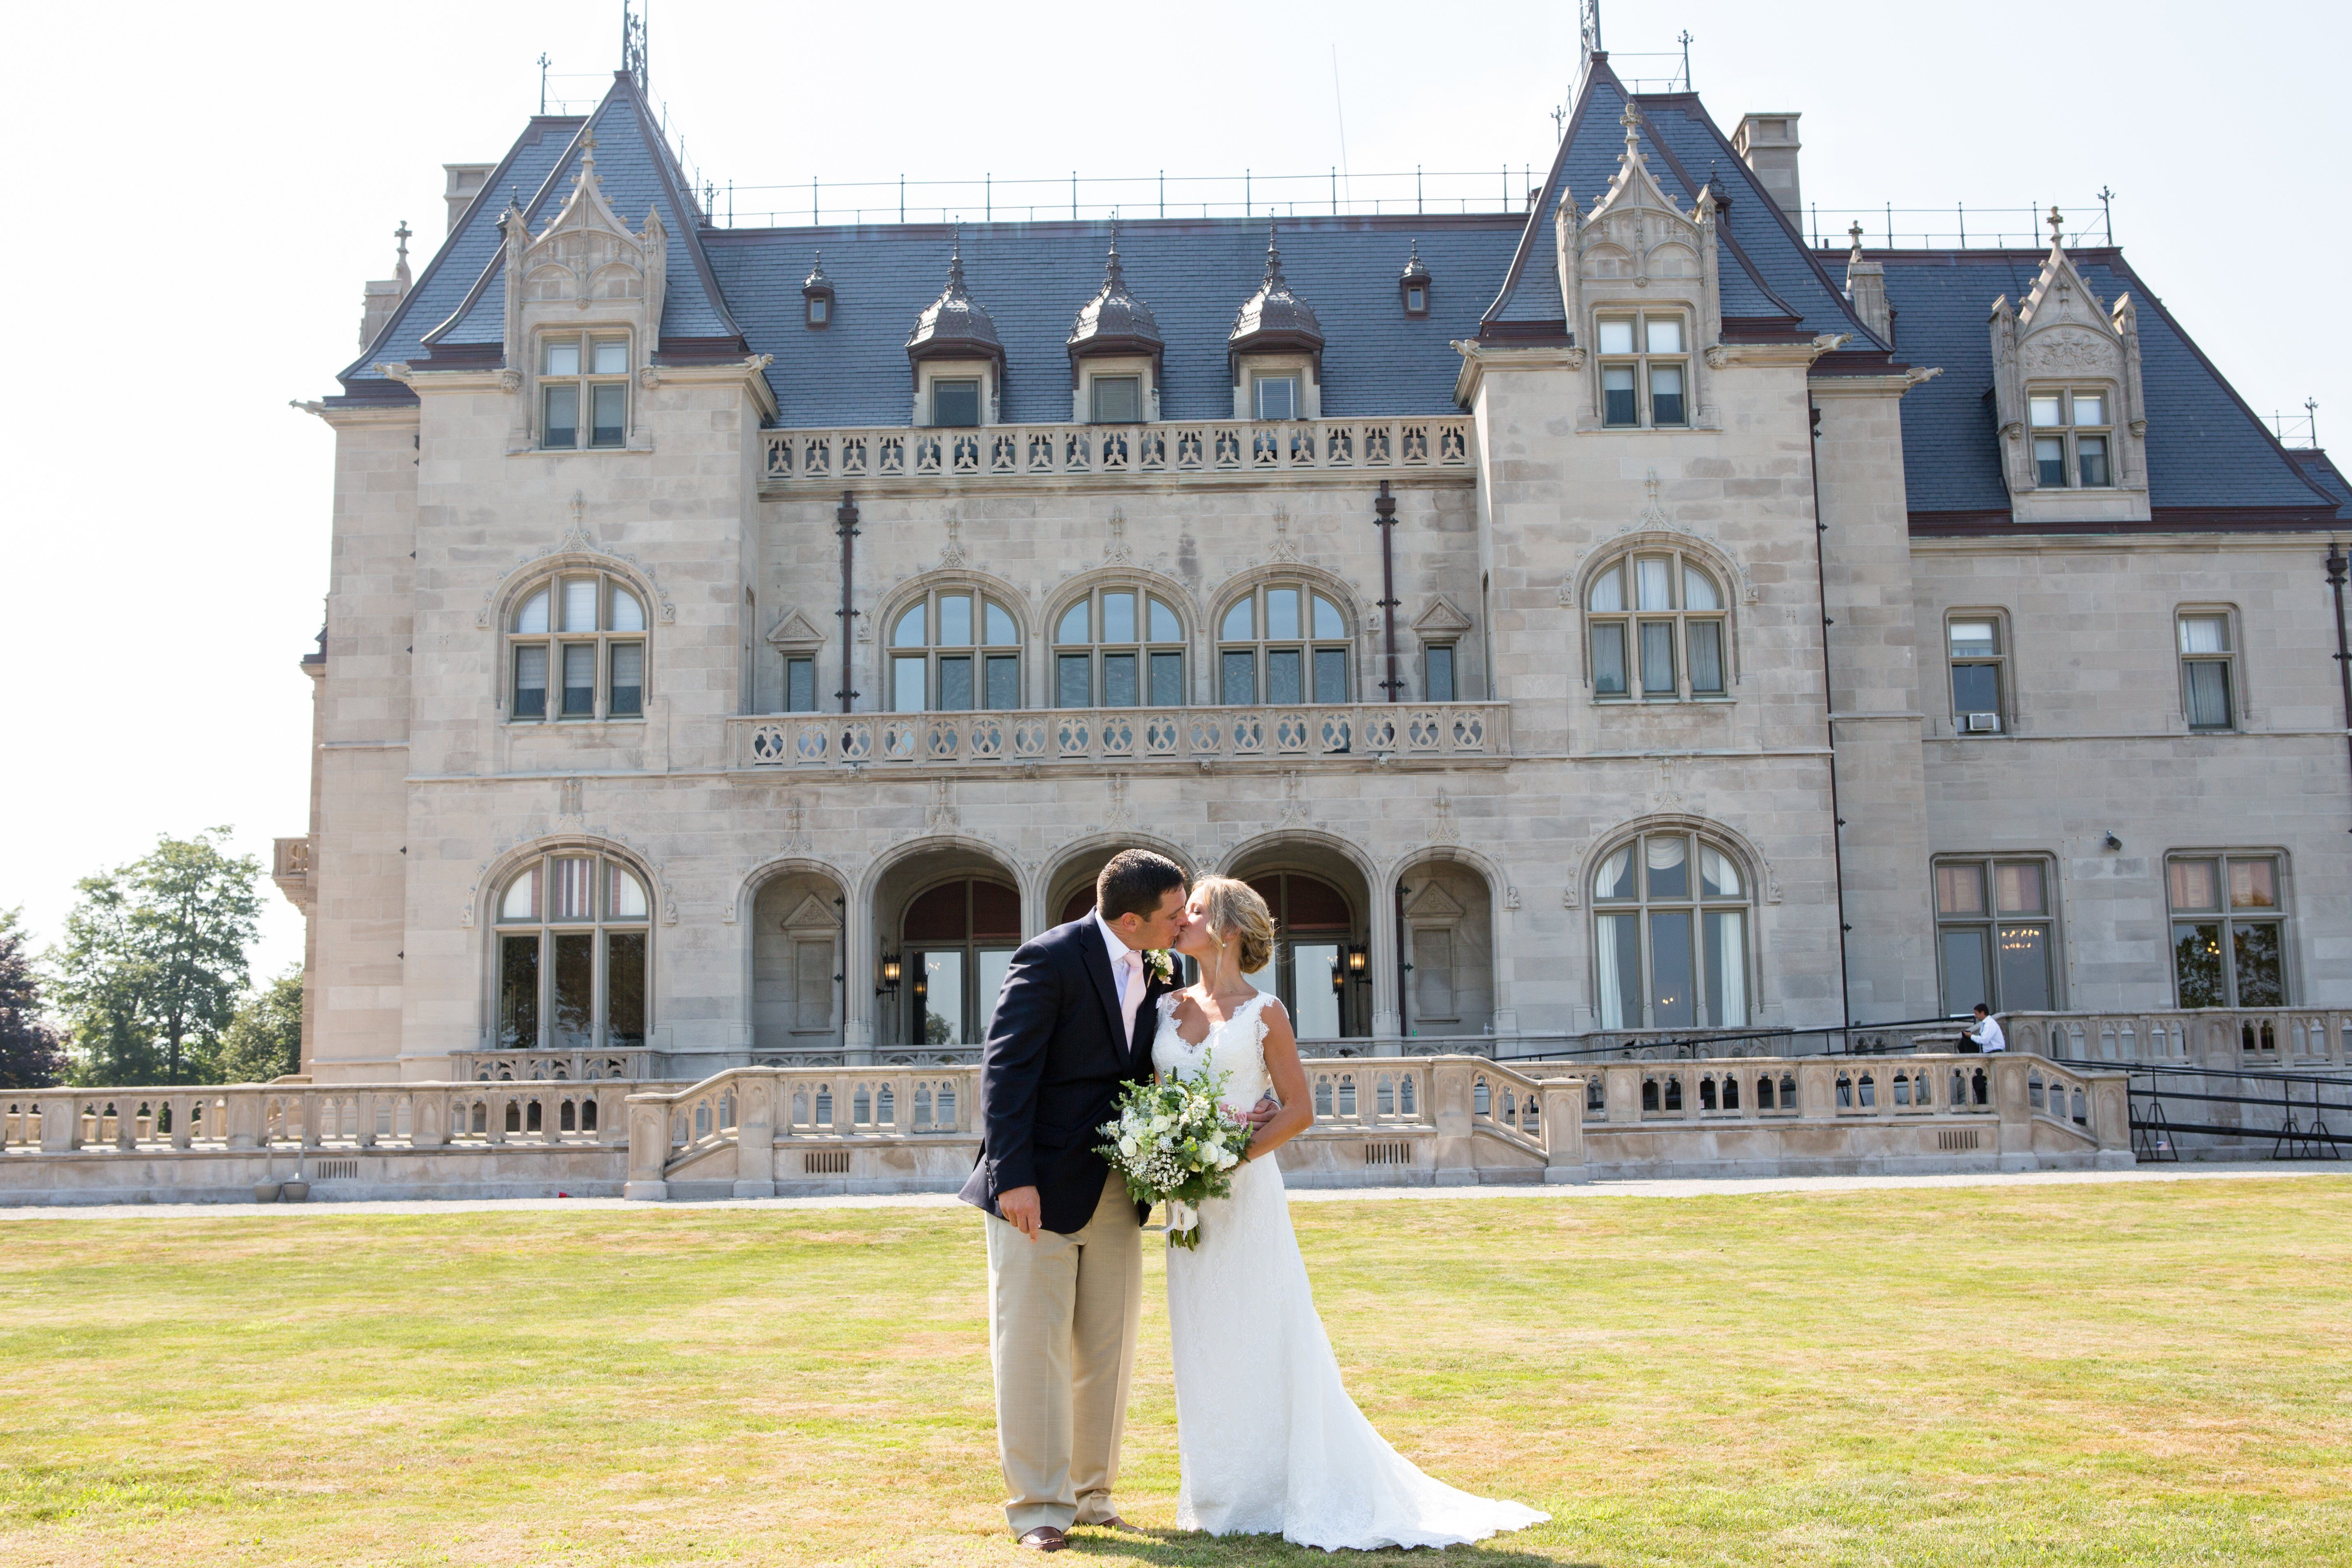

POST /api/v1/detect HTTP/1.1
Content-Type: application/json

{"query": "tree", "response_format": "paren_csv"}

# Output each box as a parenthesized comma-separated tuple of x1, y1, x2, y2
(51, 829, 263, 1086)
(217, 964, 304, 1083)
(0, 908, 66, 1089)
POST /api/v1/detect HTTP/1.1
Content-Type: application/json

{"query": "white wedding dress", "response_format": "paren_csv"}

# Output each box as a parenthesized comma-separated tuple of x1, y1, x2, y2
(1152, 990, 1549, 1551)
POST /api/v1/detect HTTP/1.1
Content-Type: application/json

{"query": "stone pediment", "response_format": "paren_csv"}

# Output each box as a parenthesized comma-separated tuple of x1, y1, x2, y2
(780, 893, 838, 932)
(766, 608, 828, 649)
(1404, 881, 1466, 922)
(1411, 596, 1474, 637)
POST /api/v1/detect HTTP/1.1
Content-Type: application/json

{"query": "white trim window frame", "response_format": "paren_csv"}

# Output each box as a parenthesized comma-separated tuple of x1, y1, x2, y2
(1217, 582, 1351, 705)
(1586, 550, 1729, 702)
(887, 588, 1021, 713)
(1595, 311, 1691, 429)
(493, 851, 651, 1051)
(538, 331, 631, 450)
(2027, 386, 2114, 489)
(2165, 851, 2288, 1008)
(2176, 608, 2238, 732)
(1947, 612, 2008, 734)
(508, 572, 648, 723)
(1053, 586, 1185, 708)
(1591, 830, 1751, 1030)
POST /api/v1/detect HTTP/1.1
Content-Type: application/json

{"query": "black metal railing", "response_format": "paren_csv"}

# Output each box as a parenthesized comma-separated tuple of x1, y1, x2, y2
(2057, 1060, 2352, 1163)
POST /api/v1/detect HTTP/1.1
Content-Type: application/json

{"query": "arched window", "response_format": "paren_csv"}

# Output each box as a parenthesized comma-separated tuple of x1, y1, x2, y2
(900, 878, 1022, 1046)
(510, 572, 646, 722)
(1586, 550, 1726, 702)
(495, 850, 650, 1051)
(1592, 830, 1749, 1030)
(1218, 582, 1350, 706)
(1054, 587, 1185, 707)
(889, 588, 1020, 712)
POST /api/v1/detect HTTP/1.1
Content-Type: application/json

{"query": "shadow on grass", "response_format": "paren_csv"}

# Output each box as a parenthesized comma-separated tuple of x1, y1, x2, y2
(1064, 1524, 1591, 1566)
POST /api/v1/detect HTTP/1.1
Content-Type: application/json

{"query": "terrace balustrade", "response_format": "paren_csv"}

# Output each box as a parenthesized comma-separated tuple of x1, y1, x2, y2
(759, 415, 1474, 493)
(729, 702, 1507, 774)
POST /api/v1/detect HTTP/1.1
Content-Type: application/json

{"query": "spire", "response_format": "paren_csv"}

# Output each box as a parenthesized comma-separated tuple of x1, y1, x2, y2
(1848, 220, 1865, 264)
(1229, 223, 1323, 355)
(1620, 101, 1643, 165)
(803, 250, 829, 291)
(1262, 223, 1285, 286)
(393, 219, 414, 293)
(908, 231, 1002, 361)
(1400, 239, 1431, 286)
(2047, 203, 2065, 249)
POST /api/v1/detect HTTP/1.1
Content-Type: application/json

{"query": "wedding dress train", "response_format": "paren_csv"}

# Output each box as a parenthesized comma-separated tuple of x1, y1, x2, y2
(1152, 991, 1548, 1551)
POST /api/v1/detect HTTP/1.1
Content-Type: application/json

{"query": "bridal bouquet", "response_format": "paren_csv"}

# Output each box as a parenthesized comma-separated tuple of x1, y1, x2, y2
(1097, 1066, 1251, 1249)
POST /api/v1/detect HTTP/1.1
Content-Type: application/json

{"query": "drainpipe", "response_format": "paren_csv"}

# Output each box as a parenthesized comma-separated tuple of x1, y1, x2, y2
(2329, 541, 2352, 835)
(1806, 399, 1855, 1027)
(834, 491, 860, 714)
(1374, 481, 1402, 700)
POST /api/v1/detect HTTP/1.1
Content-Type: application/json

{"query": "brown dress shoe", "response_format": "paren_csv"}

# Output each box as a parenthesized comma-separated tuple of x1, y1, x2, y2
(1016, 1526, 1068, 1552)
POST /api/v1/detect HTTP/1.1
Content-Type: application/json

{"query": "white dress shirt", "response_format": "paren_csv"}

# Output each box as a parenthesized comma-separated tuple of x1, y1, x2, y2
(1966, 1014, 2007, 1053)
(1094, 909, 1146, 1042)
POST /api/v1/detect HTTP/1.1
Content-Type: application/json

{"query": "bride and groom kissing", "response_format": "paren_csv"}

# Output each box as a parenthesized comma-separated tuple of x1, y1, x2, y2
(958, 849, 1546, 1552)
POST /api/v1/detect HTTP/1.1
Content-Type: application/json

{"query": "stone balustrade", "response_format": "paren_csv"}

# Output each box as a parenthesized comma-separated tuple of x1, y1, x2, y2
(450, 1049, 656, 1082)
(0, 1052, 2141, 1205)
(729, 702, 1509, 774)
(759, 415, 1474, 493)
(2002, 1008, 2352, 1070)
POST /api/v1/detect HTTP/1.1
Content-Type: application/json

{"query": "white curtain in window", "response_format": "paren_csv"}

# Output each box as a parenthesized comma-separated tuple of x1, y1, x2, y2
(1636, 557, 1672, 611)
(1709, 910, 1747, 1027)
(1596, 912, 1625, 1028)
(1595, 847, 1634, 902)
(2178, 616, 2227, 654)
(1587, 568, 1624, 612)
(1683, 565, 1721, 610)
(1701, 847, 1741, 898)
(1646, 835, 1688, 877)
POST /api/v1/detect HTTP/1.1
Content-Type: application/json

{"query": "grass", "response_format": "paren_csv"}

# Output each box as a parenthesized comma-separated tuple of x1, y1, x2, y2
(1, 1178, 2348, 1566)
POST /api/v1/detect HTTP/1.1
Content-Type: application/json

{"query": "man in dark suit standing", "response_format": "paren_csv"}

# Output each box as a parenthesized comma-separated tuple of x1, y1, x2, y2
(960, 849, 1187, 1552)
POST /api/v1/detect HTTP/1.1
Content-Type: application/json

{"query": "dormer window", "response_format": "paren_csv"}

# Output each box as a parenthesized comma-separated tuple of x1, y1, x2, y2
(1404, 283, 1428, 314)
(1253, 373, 1301, 421)
(1597, 314, 1687, 429)
(1090, 375, 1141, 423)
(803, 253, 834, 328)
(1400, 240, 1432, 316)
(2029, 389, 2112, 488)
(540, 333, 629, 449)
(932, 379, 981, 428)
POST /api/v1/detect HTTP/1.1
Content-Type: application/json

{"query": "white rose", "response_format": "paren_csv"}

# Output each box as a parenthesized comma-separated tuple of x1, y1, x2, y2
(1118, 1135, 1138, 1157)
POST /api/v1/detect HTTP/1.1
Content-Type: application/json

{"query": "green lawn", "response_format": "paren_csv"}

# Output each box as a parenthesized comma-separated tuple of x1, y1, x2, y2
(2, 1179, 2347, 1566)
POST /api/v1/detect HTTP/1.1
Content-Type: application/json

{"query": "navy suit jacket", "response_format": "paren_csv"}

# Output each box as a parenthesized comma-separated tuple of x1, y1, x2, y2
(958, 917, 1164, 1235)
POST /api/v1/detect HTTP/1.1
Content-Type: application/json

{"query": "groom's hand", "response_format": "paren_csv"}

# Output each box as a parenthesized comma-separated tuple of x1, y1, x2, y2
(997, 1185, 1042, 1239)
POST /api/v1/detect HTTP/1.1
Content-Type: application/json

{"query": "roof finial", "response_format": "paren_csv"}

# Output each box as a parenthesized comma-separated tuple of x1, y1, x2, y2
(1264, 223, 1284, 284)
(1620, 100, 1642, 161)
(1105, 221, 1124, 285)
(947, 228, 967, 296)
(2047, 203, 2064, 248)
(1847, 220, 1865, 263)
(393, 218, 414, 291)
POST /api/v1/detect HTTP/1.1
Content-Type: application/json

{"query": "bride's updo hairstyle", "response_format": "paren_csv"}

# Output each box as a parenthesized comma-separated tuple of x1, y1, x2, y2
(1192, 875, 1276, 976)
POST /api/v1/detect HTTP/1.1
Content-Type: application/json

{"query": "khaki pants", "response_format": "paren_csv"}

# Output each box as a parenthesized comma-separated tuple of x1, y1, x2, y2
(984, 1170, 1143, 1535)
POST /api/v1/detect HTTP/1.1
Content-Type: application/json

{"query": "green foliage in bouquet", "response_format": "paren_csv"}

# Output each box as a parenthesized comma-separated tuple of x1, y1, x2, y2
(1096, 1064, 1253, 1249)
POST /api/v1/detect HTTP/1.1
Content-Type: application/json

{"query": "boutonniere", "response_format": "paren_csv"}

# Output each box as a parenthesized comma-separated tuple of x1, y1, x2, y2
(1143, 949, 1175, 987)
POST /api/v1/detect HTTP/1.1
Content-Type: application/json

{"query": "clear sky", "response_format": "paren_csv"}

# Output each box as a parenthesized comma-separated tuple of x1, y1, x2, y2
(2, 0, 2344, 1001)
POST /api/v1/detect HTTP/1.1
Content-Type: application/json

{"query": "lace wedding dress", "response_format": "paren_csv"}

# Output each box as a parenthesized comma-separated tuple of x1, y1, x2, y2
(1152, 990, 1549, 1550)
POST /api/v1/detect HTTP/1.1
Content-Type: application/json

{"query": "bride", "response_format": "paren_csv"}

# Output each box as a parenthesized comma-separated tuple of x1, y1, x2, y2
(1153, 875, 1549, 1551)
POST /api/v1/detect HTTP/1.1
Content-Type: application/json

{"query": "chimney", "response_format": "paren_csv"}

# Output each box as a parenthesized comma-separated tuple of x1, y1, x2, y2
(358, 222, 414, 351)
(443, 163, 495, 234)
(1730, 113, 1802, 223)
(1841, 222, 1892, 343)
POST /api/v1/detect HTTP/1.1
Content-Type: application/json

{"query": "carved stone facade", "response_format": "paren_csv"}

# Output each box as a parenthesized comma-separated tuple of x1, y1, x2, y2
(285, 58, 2349, 1085)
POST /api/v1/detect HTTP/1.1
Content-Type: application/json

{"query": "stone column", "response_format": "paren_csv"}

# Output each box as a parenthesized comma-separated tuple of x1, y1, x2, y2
(1993, 1055, 2036, 1172)
(1428, 1057, 1476, 1184)
(411, 1091, 447, 1150)
(1369, 880, 1402, 1053)
(1540, 1077, 1589, 1184)
(40, 1093, 79, 1153)
(623, 1097, 670, 1200)
(733, 1072, 778, 1198)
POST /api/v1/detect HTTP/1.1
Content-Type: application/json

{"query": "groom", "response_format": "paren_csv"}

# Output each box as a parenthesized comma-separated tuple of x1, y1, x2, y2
(959, 848, 1187, 1551)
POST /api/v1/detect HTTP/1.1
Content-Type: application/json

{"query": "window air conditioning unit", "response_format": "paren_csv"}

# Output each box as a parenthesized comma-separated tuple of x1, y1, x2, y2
(1963, 712, 2001, 733)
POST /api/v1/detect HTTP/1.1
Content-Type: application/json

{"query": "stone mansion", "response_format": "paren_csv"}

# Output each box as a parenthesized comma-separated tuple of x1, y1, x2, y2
(285, 51, 2352, 1086)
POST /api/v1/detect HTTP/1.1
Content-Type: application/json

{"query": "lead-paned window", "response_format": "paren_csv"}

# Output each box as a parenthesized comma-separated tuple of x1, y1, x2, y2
(508, 572, 647, 722)
(1933, 856, 2057, 1015)
(931, 378, 981, 428)
(889, 589, 1020, 712)
(2177, 612, 2236, 732)
(1054, 588, 1184, 708)
(1218, 583, 1350, 705)
(1596, 312, 1689, 428)
(1587, 551, 1727, 702)
(2028, 387, 2113, 488)
(495, 851, 650, 1050)
(1090, 375, 1142, 424)
(539, 333, 629, 449)
(1592, 832, 1749, 1029)
(2167, 853, 2287, 1008)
